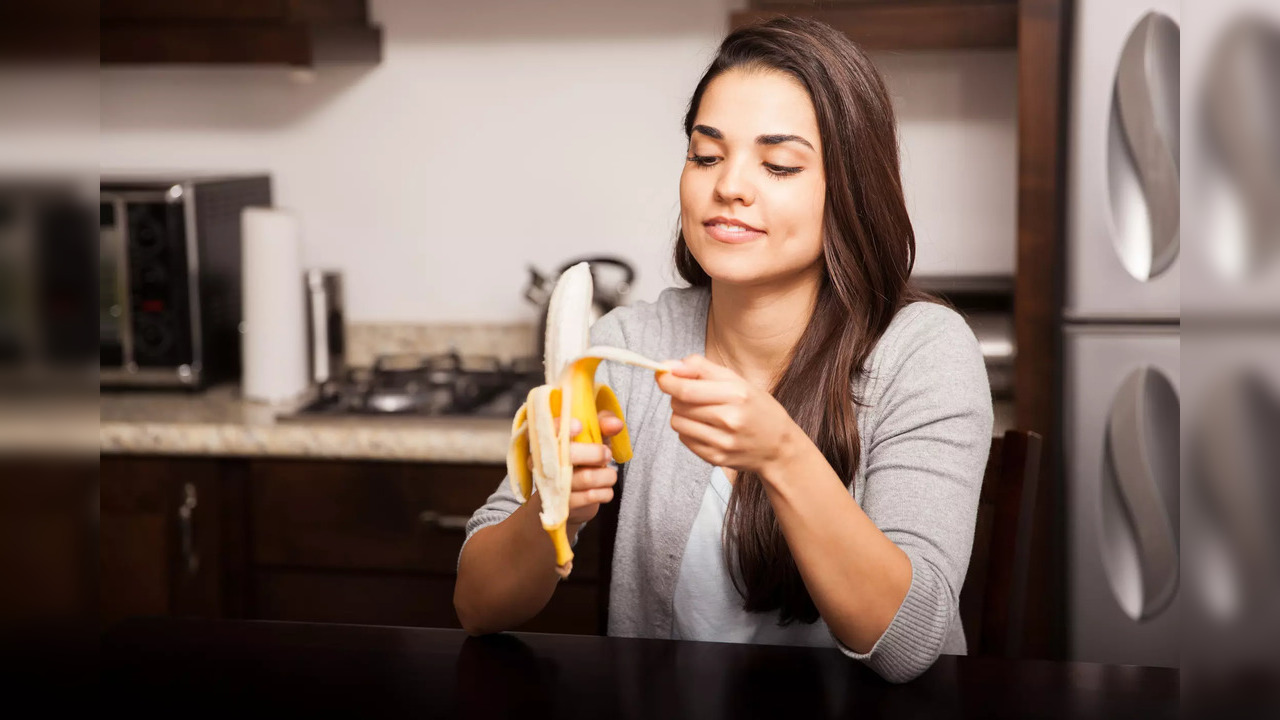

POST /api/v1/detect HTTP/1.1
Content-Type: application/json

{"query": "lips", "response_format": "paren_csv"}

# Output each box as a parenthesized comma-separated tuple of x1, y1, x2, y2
(703, 216, 765, 244)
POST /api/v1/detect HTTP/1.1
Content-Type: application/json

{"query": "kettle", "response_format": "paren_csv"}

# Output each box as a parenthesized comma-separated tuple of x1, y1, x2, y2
(524, 256, 635, 362)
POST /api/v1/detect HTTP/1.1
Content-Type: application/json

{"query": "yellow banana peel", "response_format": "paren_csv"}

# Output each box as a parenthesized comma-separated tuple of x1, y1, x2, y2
(506, 263, 669, 578)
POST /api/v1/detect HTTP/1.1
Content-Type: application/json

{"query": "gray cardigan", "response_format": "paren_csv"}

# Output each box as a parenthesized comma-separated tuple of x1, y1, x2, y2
(461, 285, 994, 683)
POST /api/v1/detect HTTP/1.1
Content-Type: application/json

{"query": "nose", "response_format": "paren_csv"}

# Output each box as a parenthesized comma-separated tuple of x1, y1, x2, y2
(712, 156, 756, 207)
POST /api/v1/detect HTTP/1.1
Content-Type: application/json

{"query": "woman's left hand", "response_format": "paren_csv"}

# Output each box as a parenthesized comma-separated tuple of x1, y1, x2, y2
(655, 354, 800, 475)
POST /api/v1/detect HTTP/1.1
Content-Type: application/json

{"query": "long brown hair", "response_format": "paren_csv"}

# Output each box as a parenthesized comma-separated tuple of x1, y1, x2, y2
(674, 17, 934, 624)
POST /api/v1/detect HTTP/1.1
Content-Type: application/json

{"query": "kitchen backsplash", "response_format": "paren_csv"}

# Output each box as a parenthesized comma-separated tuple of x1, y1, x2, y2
(345, 322, 538, 367)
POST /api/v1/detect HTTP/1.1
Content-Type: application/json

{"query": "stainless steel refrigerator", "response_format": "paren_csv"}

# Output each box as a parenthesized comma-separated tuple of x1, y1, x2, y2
(1063, 0, 1181, 668)
(1179, 0, 1280, 671)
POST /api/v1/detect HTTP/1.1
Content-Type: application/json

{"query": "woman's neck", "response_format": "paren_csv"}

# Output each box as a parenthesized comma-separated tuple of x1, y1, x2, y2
(705, 267, 821, 390)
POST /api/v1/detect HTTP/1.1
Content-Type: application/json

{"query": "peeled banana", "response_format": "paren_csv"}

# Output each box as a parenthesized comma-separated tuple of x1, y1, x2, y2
(507, 262, 669, 578)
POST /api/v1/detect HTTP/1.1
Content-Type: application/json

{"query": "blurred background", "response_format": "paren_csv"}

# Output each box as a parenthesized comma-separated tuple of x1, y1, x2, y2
(0, 0, 1276, 709)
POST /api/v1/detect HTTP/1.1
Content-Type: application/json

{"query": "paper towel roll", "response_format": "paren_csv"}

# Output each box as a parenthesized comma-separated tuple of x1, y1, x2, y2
(241, 207, 309, 403)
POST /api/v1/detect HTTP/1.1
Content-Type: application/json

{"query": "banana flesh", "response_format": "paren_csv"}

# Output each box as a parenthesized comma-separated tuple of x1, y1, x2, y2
(507, 263, 669, 578)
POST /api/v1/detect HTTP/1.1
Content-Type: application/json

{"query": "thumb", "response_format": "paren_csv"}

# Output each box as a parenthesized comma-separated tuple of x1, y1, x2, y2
(553, 415, 583, 436)
(598, 409, 625, 439)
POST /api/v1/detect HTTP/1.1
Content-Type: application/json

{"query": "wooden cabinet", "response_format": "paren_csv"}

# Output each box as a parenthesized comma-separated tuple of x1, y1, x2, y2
(100, 0, 382, 66)
(251, 461, 507, 575)
(99, 455, 606, 635)
(0, 458, 97, 624)
(733, 1, 1019, 51)
(99, 457, 246, 626)
(248, 459, 603, 634)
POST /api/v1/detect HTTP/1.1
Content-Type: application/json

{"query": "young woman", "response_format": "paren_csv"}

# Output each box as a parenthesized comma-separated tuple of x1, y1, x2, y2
(454, 16, 993, 683)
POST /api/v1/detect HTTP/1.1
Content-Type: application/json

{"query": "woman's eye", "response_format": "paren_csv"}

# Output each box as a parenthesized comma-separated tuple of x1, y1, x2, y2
(764, 162, 802, 178)
(684, 155, 802, 177)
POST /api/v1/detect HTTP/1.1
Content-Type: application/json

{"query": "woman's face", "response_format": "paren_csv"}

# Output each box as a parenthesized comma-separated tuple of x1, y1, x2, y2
(680, 68, 826, 286)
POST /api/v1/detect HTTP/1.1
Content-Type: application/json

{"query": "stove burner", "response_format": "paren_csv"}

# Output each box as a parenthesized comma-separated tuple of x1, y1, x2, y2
(282, 349, 546, 420)
(362, 352, 462, 414)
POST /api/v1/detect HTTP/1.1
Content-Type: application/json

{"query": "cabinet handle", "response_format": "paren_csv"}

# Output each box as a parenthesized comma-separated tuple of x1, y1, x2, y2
(418, 510, 469, 533)
(178, 482, 200, 575)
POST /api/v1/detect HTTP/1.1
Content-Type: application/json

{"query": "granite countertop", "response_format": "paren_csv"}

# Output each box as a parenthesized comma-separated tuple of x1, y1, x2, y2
(100, 384, 513, 463)
(98, 322, 538, 463)
(99, 385, 1013, 462)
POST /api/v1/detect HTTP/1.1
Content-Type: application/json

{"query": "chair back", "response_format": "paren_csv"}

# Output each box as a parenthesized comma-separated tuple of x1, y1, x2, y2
(959, 429, 1043, 658)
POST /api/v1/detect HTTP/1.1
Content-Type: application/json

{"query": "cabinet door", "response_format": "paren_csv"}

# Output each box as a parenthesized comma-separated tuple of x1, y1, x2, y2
(251, 460, 602, 580)
(100, 457, 239, 626)
(249, 459, 605, 633)
(0, 459, 97, 624)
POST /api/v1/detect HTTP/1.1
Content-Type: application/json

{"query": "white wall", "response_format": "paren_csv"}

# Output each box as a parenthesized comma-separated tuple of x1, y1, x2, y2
(98, 0, 1016, 323)
(876, 50, 1018, 279)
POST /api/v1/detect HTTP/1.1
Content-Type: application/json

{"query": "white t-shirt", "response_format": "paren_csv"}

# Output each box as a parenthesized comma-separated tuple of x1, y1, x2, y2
(670, 466, 836, 648)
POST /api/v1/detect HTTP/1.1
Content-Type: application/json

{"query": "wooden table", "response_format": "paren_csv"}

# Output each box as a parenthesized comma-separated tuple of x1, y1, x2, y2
(102, 617, 1177, 719)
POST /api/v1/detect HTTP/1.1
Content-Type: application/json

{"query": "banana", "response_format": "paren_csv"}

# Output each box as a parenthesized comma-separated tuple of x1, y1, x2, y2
(507, 262, 669, 578)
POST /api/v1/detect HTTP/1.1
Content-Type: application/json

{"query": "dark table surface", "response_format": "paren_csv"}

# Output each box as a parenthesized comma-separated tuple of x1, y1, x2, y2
(102, 617, 1177, 719)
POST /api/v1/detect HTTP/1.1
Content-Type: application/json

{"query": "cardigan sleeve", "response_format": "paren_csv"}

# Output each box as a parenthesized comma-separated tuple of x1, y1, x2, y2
(831, 303, 994, 682)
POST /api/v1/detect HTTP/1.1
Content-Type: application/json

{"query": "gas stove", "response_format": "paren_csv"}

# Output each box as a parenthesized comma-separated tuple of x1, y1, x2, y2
(279, 349, 544, 421)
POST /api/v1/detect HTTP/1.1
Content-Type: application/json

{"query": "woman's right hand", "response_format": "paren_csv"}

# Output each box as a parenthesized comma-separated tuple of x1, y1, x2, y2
(546, 410, 625, 528)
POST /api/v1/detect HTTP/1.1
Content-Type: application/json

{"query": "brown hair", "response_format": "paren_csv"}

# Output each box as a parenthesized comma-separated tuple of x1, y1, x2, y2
(674, 17, 934, 624)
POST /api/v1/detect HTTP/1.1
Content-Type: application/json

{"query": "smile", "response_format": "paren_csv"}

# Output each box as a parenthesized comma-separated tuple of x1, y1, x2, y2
(703, 217, 765, 243)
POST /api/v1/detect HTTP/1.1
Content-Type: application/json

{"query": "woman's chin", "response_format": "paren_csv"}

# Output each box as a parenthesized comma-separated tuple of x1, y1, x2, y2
(695, 247, 821, 288)
(696, 254, 772, 286)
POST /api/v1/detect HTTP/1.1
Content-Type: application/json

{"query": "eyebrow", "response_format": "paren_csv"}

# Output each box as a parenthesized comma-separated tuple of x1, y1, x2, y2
(691, 124, 815, 151)
(758, 133, 815, 151)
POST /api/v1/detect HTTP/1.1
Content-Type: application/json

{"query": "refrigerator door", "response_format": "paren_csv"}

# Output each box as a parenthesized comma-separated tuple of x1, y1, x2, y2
(1066, 0, 1181, 321)
(1181, 331, 1280, 660)
(1065, 326, 1180, 667)
(1182, 4, 1280, 320)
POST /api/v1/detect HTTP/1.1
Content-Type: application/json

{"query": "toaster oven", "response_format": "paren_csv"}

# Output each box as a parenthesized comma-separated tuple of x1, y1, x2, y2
(100, 173, 271, 389)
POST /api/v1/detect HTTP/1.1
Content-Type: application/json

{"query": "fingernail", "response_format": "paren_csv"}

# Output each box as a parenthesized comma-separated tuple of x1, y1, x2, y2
(570, 418, 582, 434)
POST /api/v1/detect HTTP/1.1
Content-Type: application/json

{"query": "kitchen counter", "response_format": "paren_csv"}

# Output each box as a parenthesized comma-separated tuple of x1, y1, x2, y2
(103, 617, 1178, 719)
(99, 384, 1013, 462)
(100, 383, 513, 463)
